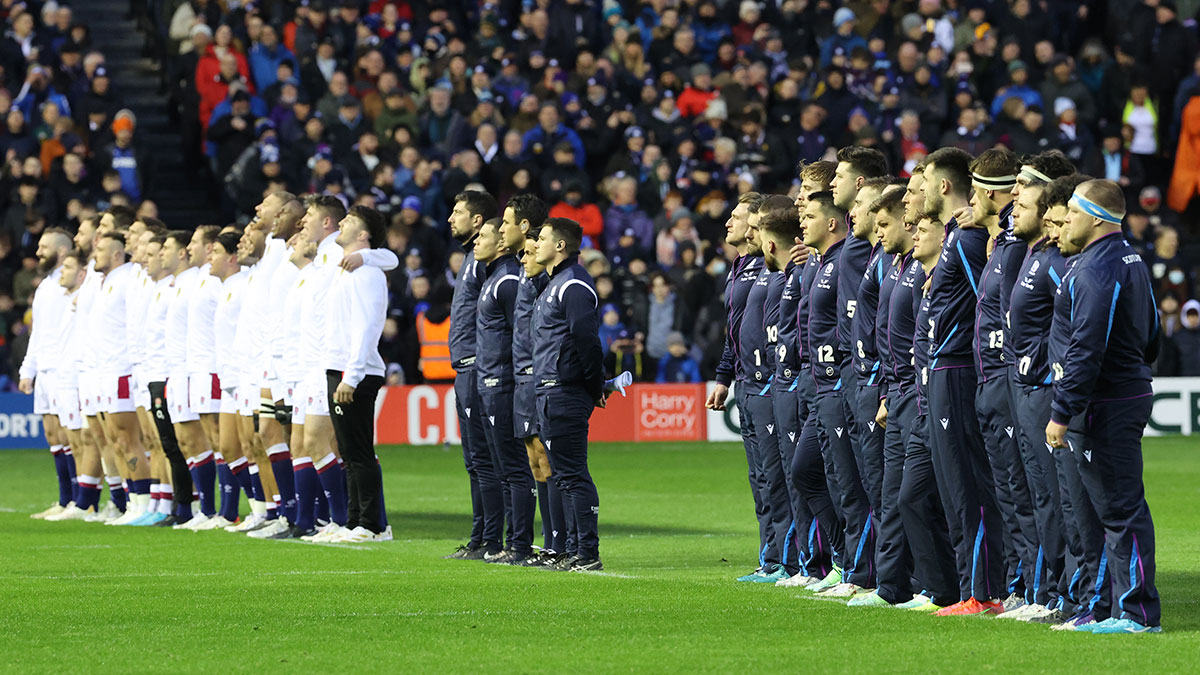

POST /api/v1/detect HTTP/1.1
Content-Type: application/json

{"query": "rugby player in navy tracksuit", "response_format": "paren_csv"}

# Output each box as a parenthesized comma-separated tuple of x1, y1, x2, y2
(705, 193, 779, 582)
(736, 198, 794, 583)
(849, 186, 917, 607)
(445, 191, 502, 560)
(1046, 179, 1161, 634)
(897, 214, 961, 611)
(501, 194, 564, 562)
(962, 149, 1040, 615)
(1002, 155, 1086, 621)
(802, 191, 877, 598)
(775, 163, 841, 589)
(473, 218, 538, 565)
(1019, 176, 1109, 629)
(531, 217, 606, 572)
(769, 197, 823, 588)
(846, 179, 890, 521)
(920, 148, 1005, 615)
(754, 194, 818, 583)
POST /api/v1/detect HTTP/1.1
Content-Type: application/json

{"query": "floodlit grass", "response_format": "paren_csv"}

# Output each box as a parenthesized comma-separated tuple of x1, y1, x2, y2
(1, 438, 1197, 672)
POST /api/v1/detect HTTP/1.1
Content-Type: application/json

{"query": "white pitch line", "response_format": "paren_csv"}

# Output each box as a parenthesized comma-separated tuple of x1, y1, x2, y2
(0, 569, 413, 581)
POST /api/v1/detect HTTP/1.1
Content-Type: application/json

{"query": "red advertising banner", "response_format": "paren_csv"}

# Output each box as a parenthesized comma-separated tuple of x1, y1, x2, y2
(373, 383, 706, 445)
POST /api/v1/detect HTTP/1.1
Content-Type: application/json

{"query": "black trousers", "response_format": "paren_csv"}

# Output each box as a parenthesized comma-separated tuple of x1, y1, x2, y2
(148, 381, 191, 505)
(536, 386, 600, 560)
(327, 371, 385, 534)
(481, 389, 537, 556)
(455, 370, 501, 548)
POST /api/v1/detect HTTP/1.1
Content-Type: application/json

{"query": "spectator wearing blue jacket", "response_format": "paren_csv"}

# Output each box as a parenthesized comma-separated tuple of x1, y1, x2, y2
(990, 61, 1043, 119)
(521, 102, 586, 170)
(13, 66, 71, 121)
(603, 175, 654, 252)
(820, 8, 868, 68)
(656, 332, 701, 383)
(248, 24, 295, 90)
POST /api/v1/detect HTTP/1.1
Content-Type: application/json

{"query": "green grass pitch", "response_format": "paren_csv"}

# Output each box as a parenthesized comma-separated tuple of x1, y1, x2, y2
(1, 438, 1197, 672)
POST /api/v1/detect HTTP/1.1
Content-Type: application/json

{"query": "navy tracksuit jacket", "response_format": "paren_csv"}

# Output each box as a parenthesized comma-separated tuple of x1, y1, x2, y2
(532, 254, 605, 560)
(1049, 231, 1160, 627)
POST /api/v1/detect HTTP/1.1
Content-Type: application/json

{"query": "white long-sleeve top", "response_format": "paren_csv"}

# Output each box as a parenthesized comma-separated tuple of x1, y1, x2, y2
(143, 275, 174, 382)
(235, 236, 290, 383)
(19, 266, 68, 379)
(75, 260, 104, 375)
(163, 266, 201, 376)
(214, 268, 250, 387)
(88, 262, 137, 377)
(323, 263, 388, 386)
(186, 264, 220, 375)
(127, 266, 155, 373)
(264, 244, 299, 377)
(59, 287, 84, 380)
(299, 233, 398, 381)
(278, 261, 314, 384)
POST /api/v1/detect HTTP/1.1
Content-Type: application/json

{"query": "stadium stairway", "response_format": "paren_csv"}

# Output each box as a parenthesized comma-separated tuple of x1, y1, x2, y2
(72, 1, 223, 228)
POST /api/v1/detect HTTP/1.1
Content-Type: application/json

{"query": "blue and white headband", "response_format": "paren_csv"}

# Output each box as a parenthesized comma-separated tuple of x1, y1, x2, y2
(1069, 192, 1123, 225)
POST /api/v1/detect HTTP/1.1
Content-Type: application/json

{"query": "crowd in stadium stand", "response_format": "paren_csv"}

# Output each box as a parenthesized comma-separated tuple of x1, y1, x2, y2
(4, 0, 1200, 388)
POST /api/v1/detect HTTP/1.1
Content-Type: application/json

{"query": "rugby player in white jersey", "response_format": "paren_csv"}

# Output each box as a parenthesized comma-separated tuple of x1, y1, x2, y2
(89, 228, 155, 523)
(273, 233, 324, 539)
(115, 221, 175, 526)
(230, 224, 285, 534)
(71, 216, 126, 522)
(44, 249, 95, 521)
(22, 229, 77, 519)
(257, 198, 305, 528)
(295, 195, 399, 542)
(184, 231, 251, 530)
(159, 229, 213, 527)
(133, 230, 190, 525)
(231, 202, 289, 535)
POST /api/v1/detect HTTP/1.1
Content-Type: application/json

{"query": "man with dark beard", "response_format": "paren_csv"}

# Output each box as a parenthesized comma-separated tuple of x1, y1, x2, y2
(21, 229, 77, 519)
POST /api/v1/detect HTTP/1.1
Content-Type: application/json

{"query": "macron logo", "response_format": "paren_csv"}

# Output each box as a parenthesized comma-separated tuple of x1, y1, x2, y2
(939, 418, 949, 429)
(834, 427, 844, 438)
(788, 432, 796, 443)
(766, 424, 775, 435)
(524, 421, 530, 432)
(1083, 449, 1092, 462)
(465, 408, 471, 418)
(488, 416, 495, 426)
(1004, 426, 1014, 438)
(867, 421, 876, 432)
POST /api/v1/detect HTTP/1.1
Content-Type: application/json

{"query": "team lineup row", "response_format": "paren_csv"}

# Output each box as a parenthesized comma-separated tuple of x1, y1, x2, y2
(25, 194, 405, 543)
(23, 188, 610, 573)
(698, 146, 1160, 634)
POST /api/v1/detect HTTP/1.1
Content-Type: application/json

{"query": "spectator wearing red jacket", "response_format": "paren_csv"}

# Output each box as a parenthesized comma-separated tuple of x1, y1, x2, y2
(195, 26, 254, 128)
(676, 63, 718, 119)
(549, 181, 603, 240)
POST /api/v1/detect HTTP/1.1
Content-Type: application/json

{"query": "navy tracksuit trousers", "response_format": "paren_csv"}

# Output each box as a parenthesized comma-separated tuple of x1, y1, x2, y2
(743, 389, 792, 571)
(975, 375, 1039, 601)
(927, 366, 1005, 602)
